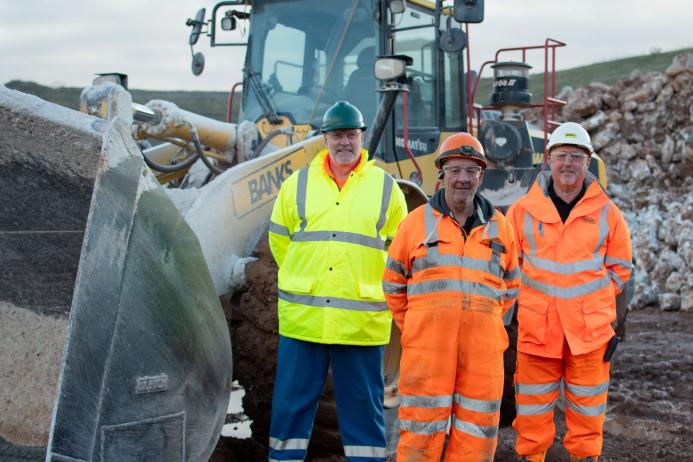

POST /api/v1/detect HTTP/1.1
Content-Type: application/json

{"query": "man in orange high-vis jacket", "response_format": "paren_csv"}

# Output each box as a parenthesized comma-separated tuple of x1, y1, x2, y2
(383, 132, 520, 461)
(506, 122, 633, 462)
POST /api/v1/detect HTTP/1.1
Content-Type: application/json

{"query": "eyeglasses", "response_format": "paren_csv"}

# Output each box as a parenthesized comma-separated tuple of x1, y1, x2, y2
(551, 152, 588, 162)
(442, 166, 482, 177)
(326, 130, 362, 141)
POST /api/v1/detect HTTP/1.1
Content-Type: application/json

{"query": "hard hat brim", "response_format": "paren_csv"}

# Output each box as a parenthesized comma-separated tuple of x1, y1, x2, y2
(435, 151, 488, 169)
(322, 126, 367, 133)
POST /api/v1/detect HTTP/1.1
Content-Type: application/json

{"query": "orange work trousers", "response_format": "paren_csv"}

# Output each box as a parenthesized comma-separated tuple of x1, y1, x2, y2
(397, 309, 507, 462)
(513, 344, 610, 459)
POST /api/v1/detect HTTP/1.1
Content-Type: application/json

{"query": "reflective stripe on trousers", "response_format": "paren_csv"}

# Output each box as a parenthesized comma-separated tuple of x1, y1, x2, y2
(565, 380, 609, 417)
(513, 348, 610, 457)
(515, 380, 561, 416)
(399, 392, 500, 438)
(399, 394, 451, 439)
(515, 379, 609, 418)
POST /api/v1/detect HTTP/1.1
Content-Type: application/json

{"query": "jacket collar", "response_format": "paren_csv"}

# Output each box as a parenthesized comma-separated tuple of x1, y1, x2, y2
(312, 148, 370, 174)
(527, 171, 608, 222)
(534, 170, 600, 195)
(429, 188, 496, 230)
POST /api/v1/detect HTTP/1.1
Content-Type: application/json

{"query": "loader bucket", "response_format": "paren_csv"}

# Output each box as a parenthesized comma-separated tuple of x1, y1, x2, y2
(0, 86, 232, 461)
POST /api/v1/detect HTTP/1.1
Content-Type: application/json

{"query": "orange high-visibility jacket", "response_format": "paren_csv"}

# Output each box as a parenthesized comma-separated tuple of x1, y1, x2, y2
(383, 192, 520, 461)
(383, 192, 520, 332)
(506, 171, 633, 358)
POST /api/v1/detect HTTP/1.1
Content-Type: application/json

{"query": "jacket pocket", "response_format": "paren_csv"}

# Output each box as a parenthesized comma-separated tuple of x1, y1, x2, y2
(518, 298, 549, 345)
(581, 302, 615, 341)
(487, 240, 506, 278)
(280, 276, 315, 294)
(358, 282, 384, 300)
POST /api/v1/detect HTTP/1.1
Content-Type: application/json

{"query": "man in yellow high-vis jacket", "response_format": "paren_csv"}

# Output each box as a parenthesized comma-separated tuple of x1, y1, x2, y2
(267, 101, 407, 462)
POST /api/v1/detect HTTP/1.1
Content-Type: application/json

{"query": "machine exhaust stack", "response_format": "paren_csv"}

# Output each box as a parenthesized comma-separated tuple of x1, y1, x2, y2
(490, 61, 533, 121)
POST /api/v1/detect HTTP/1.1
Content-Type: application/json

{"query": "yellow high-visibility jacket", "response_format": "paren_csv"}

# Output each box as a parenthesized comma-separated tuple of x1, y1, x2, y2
(269, 148, 407, 345)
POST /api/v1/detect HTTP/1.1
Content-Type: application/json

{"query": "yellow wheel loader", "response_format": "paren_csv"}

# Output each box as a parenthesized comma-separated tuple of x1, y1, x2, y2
(1, 1, 612, 461)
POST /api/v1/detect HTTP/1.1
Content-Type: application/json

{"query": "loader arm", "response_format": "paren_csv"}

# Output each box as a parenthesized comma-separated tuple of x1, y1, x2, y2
(181, 134, 325, 295)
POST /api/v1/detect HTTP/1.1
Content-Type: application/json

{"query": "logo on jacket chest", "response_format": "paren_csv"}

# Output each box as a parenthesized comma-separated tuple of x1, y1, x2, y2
(581, 217, 596, 224)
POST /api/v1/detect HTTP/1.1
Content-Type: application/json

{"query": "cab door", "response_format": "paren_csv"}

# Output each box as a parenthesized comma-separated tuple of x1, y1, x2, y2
(380, 4, 466, 195)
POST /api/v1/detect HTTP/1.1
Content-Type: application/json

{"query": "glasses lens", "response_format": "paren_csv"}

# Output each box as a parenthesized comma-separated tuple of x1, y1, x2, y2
(553, 152, 586, 161)
(443, 166, 481, 176)
(329, 130, 360, 140)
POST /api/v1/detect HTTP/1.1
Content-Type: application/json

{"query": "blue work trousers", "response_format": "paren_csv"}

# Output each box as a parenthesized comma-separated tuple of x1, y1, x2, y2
(268, 336, 386, 461)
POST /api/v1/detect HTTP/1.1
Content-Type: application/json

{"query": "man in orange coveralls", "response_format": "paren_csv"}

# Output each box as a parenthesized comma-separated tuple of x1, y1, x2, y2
(382, 132, 520, 461)
(506, 122, 633, 462)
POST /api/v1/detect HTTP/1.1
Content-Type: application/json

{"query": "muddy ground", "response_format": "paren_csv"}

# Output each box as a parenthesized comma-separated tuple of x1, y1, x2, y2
(495, 308, 693, 462)
(213, 237, 692, 461)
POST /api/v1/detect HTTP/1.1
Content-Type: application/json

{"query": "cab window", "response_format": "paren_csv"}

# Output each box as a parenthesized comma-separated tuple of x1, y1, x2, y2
(393, 8, 436, 128)
(443, 50, 463, 129)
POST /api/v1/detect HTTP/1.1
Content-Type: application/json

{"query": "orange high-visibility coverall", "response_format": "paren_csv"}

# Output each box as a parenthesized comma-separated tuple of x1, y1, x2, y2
(383, 191, 520, 461)
(506, 172, 632, 459)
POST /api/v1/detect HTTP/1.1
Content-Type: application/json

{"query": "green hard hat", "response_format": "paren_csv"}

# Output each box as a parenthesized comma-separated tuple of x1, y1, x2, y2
(321, 101, 367, 132)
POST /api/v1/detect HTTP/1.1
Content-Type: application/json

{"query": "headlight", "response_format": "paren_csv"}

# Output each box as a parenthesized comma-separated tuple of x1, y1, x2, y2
(389, 0, 406, 14)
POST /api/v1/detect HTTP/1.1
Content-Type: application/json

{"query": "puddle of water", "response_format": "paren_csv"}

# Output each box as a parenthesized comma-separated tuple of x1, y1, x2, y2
(221, 380, 253, 439)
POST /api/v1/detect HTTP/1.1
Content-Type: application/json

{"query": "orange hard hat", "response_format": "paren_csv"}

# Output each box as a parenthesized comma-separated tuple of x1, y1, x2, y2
(435, 132, 487, 169)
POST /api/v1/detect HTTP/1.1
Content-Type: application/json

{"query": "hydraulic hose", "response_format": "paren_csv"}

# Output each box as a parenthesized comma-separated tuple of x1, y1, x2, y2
(252, 127, 295, 158)
(188, 124, 225, 174)
(142, 121, 224, 175)
(142, 143, 201, 173)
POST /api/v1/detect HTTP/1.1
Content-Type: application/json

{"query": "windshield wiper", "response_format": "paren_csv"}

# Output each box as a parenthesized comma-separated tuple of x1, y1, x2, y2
(308, 0, 361, 122)
(244, 67, 281, 124)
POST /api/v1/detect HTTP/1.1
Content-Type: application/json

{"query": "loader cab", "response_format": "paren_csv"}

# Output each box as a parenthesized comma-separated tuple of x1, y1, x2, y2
(237, 0, 465, 194)
(240, 0, 379, 129)
(195, 1, 585, 204)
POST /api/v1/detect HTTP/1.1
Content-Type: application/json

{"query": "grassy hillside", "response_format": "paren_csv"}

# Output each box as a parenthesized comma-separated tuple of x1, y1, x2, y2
(3, 80, 232, 122)
(5, 47, 691, 122)
(473, 47, 693, 106)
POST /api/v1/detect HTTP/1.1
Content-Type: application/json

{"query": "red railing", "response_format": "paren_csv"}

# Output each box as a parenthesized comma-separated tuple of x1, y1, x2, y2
(226, 81, 243, 123)
(467, 38, 567, 165)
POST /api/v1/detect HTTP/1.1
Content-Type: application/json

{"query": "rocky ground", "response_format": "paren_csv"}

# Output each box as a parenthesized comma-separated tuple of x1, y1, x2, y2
(494, 308, 692, 461)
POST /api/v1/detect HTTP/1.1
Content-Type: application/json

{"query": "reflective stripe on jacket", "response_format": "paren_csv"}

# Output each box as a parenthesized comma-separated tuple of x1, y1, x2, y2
(383, 193, 520, 331)
(506, 171, 633, 358)
(269, 148, 407, 345)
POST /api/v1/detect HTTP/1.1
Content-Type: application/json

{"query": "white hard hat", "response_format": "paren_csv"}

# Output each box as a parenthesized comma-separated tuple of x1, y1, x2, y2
(547, 122, 594, 154)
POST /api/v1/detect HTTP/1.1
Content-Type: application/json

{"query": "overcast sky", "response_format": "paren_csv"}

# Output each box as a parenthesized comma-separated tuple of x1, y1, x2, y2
(1, 0, 690, 91)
